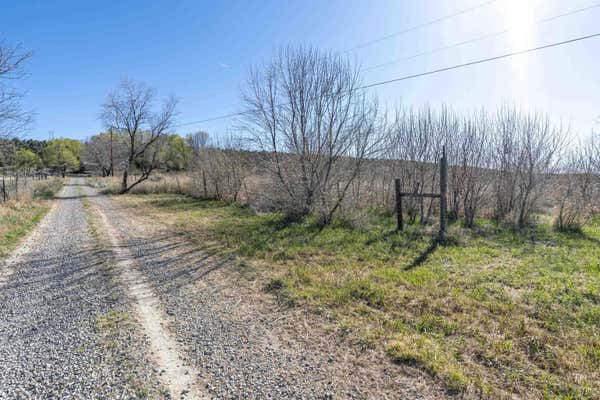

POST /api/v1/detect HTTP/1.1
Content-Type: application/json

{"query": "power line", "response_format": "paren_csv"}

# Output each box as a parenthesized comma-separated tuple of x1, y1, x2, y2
(175, 32, 600, 128)
(177, 1, 498, 110)
(362, 2, 600, 72)
(177, 3, 599, 124)
(357, 32, 600, 90)
(176, 111, 243, 127)
(340, 0, 497, 53)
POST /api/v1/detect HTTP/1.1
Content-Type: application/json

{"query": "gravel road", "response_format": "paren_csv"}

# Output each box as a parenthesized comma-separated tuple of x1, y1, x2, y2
(0, 179, 164, 399)
(85, 183, 449, 400)
(0, 178, 447, 399)
(87, 187, 336, 398)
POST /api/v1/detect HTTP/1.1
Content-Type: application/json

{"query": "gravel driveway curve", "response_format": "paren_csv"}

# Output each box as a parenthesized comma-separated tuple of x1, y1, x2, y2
(0, 178, 164, 399)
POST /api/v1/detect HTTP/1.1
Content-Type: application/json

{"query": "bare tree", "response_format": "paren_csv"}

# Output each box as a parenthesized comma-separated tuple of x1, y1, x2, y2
(452, 111, 492, 227)
(82, 132, 127, 177)
(593, 130, 600, 173)
(385, 105, 449, 224)
(101, 79, 177, 193)
(0, 40, 33, 139)
(242, 46, 381, 223)
(209, 135, 248, 201)
(187, 131, 250, 202)
(187, 130, 211, 198)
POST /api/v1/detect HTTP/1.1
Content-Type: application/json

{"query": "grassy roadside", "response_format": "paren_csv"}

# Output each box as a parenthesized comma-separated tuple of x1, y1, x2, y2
(115, 193, 600, 399)
(0, 179, 64, 259)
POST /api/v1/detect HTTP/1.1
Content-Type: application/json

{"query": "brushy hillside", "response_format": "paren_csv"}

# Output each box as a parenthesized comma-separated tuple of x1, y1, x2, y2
(117, 193, 600, 399)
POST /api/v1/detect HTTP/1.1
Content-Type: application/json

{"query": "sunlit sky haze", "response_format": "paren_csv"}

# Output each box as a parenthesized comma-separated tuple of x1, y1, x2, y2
(1, 0, 599, 141)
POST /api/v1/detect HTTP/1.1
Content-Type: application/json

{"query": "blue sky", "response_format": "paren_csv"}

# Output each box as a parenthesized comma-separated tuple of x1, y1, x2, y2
(2, 0, 599, 141)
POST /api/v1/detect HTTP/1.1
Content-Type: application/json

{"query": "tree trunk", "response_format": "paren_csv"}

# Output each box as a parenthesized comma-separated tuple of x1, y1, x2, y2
(121, 169, 128, 193)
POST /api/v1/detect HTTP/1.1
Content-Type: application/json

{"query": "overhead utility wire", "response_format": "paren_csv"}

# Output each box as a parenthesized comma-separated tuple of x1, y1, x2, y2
(340, 0, 498, 53)
(361, 2, 600, 72)
(178, 3, 599, 121)
(179, 0, 498, 108)
(357, 32, 600, 90)
(175, 32, 600, 128)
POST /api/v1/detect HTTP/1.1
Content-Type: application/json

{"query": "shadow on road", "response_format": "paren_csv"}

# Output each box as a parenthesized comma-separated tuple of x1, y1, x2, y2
(116, 232, 231, 296)
(0, 246, 127, 322)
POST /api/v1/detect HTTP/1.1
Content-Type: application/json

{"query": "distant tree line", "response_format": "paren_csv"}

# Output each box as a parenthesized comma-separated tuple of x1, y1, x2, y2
(1, 137, 82, 175)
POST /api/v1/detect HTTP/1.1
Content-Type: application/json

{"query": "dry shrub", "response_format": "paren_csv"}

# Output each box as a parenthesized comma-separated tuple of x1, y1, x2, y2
(554, 135, 600, 232)
(241, 46, 382, 224)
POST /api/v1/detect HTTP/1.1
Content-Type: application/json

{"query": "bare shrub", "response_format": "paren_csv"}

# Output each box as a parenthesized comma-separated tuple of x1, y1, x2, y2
(241, 46, 382, 224)
(187, 132, 249, 202)
(491, 108, 566, 227)
(450, 111, 493, 227)
(381, 105, 570, 229)
(385, 105, 460, 225)
(555, 134, 600, 232)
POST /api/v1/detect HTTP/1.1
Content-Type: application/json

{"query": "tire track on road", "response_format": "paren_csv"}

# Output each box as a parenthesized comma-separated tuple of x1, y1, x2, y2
(83, 185, 206, 400)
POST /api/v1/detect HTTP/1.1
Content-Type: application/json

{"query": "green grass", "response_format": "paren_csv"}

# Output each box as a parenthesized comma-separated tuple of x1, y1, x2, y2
(33, 178, 65, 200)
(0, 178, 63, 258)
(0, 202, 49, 258)
(118, 193, 600, 399)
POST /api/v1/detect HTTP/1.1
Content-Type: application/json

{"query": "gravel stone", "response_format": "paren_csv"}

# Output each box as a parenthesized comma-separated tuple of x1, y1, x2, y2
(0, 179, 165, 399)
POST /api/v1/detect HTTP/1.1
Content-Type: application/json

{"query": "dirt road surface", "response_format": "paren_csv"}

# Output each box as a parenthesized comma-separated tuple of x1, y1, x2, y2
(0, 178, 448, 399)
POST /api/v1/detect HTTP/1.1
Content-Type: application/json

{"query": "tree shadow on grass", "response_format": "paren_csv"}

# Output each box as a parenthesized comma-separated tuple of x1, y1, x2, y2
(145, 195, 232, 212)
(403, 239, 439, 270)
(465, 221, 600, 251)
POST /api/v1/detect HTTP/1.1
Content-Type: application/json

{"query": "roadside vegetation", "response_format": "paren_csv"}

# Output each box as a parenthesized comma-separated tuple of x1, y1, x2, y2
(81, 46, 599, 398)
(114, 192, 600, 399)
(0, 178, 63, 258)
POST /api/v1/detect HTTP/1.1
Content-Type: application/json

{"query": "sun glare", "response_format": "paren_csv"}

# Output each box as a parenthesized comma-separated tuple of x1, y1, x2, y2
(501, 0, 540, 86)
(504, 0, 537, 48)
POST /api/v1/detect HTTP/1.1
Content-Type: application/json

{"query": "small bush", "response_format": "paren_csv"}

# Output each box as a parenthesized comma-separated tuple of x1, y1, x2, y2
(33, 178, 63, 200)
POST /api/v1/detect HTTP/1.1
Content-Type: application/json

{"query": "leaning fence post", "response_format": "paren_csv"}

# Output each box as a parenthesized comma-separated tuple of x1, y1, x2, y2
(395, 178, 403, 231)
(439, 146, 448, 239)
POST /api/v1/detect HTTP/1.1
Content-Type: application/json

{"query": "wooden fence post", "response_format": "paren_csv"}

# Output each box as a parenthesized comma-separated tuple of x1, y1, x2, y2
(439, 146, 448, 239)
(395, 178, 403, 231)
(1, 175, 6, 202)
